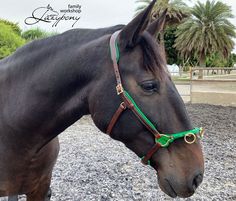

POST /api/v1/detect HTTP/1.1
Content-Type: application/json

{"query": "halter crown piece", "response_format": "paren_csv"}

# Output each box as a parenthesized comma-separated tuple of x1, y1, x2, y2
(107, 31, 205, 165)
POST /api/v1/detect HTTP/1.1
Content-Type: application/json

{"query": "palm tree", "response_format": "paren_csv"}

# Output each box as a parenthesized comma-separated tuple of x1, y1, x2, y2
(174, 0, 236, 67)
(135, 0, 190, 51)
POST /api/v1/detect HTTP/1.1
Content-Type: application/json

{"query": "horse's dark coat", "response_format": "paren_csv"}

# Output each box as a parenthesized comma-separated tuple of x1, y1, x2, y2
(0, 1, 204, 200)
(0, 25, 125, 200)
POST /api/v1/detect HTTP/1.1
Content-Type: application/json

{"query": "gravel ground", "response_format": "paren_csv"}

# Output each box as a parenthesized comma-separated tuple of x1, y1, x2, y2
(1, 104, 235, 201)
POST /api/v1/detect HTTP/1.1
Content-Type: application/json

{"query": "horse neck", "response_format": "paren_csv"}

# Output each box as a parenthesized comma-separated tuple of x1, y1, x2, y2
(3, 34, 111, 151)
(40, 35, 111, 134)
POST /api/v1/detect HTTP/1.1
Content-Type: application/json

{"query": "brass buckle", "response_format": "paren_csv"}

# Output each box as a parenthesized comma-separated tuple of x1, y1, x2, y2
(184, 133, 197, 144)
(120, 102, 126, 110)
(199, 128, 205, 139)
(116, 84, 123, 95)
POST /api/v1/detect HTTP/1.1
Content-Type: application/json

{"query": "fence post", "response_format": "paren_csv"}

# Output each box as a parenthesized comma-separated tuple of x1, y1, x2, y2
(190, 67, 193, 104)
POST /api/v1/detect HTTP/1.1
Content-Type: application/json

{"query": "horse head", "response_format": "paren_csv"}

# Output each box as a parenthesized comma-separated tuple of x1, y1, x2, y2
(89, 0, 204, 198)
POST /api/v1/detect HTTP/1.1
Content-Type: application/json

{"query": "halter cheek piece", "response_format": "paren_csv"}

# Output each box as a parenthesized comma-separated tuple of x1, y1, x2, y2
(107, 31, 204, 166)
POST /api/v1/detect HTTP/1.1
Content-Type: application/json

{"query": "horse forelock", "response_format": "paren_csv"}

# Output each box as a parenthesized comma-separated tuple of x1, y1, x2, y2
(137, 31, 167, 80)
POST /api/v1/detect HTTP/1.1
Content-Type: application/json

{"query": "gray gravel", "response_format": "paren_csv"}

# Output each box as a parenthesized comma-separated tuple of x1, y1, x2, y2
(1, 104, 236, 201)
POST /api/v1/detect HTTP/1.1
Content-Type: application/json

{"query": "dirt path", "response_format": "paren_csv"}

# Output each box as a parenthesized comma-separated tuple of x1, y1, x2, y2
(48, 104, 235, 201)
(1, 104, 235, 201)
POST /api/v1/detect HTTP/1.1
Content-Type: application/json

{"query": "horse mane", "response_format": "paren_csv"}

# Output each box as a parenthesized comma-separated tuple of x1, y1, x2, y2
(138, 31, 167, 79)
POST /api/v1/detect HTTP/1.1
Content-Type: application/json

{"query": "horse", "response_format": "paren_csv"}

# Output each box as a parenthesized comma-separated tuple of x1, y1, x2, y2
(0, 0, 204, 200)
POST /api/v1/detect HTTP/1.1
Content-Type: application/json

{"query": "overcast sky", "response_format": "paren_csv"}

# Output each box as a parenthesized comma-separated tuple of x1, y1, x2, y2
(0, 0, 235, 52)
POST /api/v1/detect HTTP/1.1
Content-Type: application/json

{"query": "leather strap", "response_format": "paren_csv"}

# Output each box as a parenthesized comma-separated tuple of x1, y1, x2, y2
(106, 102, 127, 134)
(141, 143, 161, 165)
(109, 30, 122, 89)
(107, 30, 162, 165)
(120, 93, 161, 138)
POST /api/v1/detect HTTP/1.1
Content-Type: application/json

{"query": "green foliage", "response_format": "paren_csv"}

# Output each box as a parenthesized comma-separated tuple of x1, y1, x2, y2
(232, 53, 236, 65)
(0, 22, 59, 59)
(174, 0, 236, 66)
(0, 22, 25, 59)
(226, 54, 236, 67)
(0, 19, 22, 36)
(164, 26, 180, 64)
(206, 53, 236, 67)
(21, 28, 58, 41)
(206, 53, 227, 67)
(164, 26, 197, 67)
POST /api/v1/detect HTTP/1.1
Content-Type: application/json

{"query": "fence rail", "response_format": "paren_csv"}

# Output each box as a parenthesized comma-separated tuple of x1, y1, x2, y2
(174, 67, 236, 106)
(190, 67, 236, 81)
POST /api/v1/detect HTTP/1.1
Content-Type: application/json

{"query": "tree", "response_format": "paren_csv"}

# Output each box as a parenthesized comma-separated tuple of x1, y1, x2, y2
(174, 0, 236, 67)
(231, 53, 236, 66)
(0, 21, 25, 59)
(164, 26, 181, 64)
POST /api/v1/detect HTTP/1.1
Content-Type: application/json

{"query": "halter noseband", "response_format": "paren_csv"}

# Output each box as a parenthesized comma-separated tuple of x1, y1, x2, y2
(107, 31, 204, 165)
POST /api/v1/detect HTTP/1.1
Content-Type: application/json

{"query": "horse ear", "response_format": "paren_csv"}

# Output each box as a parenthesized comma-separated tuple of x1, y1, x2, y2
(147, 9, 167, 36)
(119, 0, 156, 49)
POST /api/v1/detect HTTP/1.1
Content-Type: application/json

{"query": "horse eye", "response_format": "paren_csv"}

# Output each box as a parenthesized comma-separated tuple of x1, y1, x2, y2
(140, 81, 159, 93)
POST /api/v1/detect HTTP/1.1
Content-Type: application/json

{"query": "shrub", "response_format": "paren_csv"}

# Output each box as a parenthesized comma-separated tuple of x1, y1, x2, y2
(0, 22, 25, 59)
(21, 28, 58, 41)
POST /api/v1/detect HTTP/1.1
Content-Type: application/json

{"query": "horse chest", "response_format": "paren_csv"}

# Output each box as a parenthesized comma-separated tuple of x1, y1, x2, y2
(0, 137, 59, 196)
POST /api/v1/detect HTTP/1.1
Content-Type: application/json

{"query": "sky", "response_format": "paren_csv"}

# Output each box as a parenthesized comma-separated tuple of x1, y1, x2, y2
(0, 0, 236, 52)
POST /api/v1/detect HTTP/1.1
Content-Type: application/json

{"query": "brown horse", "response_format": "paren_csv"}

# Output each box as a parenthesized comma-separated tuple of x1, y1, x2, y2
(0, 0, 204, 200)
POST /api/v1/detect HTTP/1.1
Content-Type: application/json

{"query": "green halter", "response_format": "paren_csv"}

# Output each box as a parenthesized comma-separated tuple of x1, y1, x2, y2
(124, 90, 204, 147)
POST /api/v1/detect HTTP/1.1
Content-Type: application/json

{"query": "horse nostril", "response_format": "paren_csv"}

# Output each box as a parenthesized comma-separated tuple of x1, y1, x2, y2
(192, 173, 203, 191)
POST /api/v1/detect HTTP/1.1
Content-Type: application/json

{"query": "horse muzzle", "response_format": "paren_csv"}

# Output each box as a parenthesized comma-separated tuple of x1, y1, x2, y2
(157, 170, 204, 198)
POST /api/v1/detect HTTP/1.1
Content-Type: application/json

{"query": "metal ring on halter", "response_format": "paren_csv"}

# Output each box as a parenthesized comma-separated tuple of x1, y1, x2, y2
(184, 133, 197, 144)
